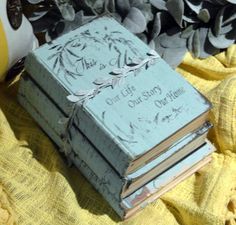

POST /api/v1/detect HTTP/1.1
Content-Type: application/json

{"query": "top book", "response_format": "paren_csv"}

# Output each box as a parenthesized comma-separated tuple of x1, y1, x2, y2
(25, 15, 211, 176)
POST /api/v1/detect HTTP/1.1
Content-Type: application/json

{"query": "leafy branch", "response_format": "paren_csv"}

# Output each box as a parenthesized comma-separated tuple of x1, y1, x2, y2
(66, 50, 160, 105)
(23, 0, 236, 68)
(47, 36, 88, 84)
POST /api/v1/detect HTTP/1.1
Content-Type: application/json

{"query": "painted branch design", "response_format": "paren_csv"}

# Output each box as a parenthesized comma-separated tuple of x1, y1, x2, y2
(67, 50, 160, 106)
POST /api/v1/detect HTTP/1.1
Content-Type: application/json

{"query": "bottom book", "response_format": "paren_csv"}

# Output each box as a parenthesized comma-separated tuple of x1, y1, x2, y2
(121, 156, 211, 219)
(18, 90, 215, 219)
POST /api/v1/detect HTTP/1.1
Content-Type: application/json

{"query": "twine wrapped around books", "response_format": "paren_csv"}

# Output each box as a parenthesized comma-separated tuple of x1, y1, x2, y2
(59, 50, 160, 158)
(59, 102, 79, 163)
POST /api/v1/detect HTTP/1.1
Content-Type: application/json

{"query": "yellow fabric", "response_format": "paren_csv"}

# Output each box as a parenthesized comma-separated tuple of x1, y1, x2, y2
(0, 19, 9, 80)
(1, 46, 236, 225)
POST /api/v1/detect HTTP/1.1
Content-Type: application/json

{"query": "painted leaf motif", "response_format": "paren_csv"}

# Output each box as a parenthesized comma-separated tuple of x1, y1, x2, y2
(126, 62, 139, 67)
(67, 94, 80, 102)
(112, 78, 119, 88)
(148, 49, 159, 57)
(74, 90, 90, 96)
(111, 68, 124, 75)
(47, 53, 59, 60)
(93, 78, 106, 85)
(132, 58, 143, 64)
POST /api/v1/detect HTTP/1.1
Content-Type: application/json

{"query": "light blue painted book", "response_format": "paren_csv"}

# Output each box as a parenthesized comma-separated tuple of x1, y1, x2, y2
(18, 73, 211, 197)
(17, 91, 214, 219)
(25, 15, 211, 176)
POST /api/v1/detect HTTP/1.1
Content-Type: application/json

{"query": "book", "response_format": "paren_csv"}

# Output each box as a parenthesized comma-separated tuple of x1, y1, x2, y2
(121, 155, 212, 219)
(24, 15, 211, 176)
(17, 91, 214, 219)
(18, 73, 211, 197)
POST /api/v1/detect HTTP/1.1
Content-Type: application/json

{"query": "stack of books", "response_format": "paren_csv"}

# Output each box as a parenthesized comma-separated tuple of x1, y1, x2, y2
(18, 16, 215, 219)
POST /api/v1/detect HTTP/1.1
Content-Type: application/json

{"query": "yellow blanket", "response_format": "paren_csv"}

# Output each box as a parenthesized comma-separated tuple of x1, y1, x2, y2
(0, 46, 236, 225)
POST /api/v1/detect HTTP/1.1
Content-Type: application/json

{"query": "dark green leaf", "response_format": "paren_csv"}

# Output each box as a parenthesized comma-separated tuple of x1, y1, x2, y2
(148, 40, 155, 49)
(105, 0, 116, 13)
(181, 25, 195, 38)
(54, 0, 75, 21)
(220, 23, 233, 35)
(157, 27, 186, 48)
(223, 8, 236, 25)
(197, 9, 210, 23)
(116, 0, 130, 16)
(123, 7, 146, 34)
(182, 16, 199, 23)
(137, 33, 148, 43)
(208, 28, 235, 48)
(192, 29, 200, 58)
(184, 0, 202, 14)
(162, 46, 187, 68)
(151, 12, 161, 40)
(132, 1, 154, 23)
(166, 0, 185, 27)
(214, 6, 226, 36)
(150, 0, 167, 10)
(198, 28, 220, 58)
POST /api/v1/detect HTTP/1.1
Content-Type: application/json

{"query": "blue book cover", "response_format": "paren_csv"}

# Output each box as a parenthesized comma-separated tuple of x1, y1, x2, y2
(16, 91, 215, 218)
(18, 73, 211, 198)
(25, 16, 211, 176)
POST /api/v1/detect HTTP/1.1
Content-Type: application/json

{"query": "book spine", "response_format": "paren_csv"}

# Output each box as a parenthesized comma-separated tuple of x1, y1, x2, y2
(121, 141, 214, 209)
(25, 54, 72, 114)
(19, 93, 127, 218)
(25, 55, 132, 176)
(17, 93, 126, 217)
(18, 77, 125, 199)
